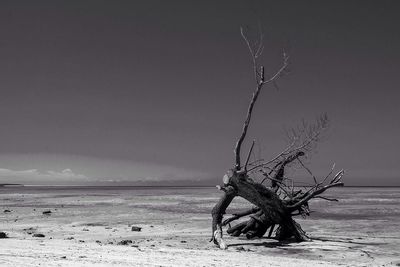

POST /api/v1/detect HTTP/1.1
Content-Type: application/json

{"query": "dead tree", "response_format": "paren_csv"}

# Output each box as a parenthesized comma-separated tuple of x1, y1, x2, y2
(211, 27, 344, 249)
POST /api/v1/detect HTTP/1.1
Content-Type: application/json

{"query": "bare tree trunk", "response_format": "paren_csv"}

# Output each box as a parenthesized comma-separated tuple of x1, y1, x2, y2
(211, 186, 236, 249)
(211, 171, 311, 248)
(231, 172, 309, 241)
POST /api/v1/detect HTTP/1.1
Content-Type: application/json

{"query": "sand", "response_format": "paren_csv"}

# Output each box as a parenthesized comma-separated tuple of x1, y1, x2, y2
(1, 187, 399, 266)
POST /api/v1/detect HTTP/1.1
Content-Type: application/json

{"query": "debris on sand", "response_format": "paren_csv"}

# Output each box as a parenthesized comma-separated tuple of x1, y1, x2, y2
(33, 233, 45, 238)
(131, 226, 142, 232)
(4, 209, 11, 213)
(0, 232, 8, 238)
(117, 240, 133, 245)
(23, 227, 36, 235)
(42, 210, 52, 215)
(84, 222, 107, 227)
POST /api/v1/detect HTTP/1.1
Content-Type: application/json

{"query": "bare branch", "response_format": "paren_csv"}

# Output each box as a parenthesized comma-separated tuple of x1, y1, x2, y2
(287, 181, 343, 211)
(234, 27, 290, 171)
(222, 206, 260, 226)
(262, 50, 289, 85)
(315, 196, 339, 202)
(297, 158, 318, 184)
(240, 27, 258, 83)
(287, 169, 345, 211)
(248, 114, 329, 172)
(244, 140, 256, 172)
(234, 83, 263, 170)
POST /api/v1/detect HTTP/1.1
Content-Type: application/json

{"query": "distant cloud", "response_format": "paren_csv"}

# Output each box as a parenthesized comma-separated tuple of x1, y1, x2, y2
(0, 154, 215, 185)
(0, 168, 88, 183)
(0, 164, 211, 185)
(96, 164, 212, 183)
(46, 168, 88, 179)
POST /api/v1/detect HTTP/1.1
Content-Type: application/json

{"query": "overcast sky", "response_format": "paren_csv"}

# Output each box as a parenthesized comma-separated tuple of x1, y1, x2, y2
(0, 1, 399, 186)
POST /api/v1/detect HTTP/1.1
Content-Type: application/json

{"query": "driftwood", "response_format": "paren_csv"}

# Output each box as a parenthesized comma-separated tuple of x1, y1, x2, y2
(211, 27, 344, 249)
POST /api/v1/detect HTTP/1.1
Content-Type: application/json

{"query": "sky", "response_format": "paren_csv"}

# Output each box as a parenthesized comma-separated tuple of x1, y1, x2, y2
(0, 0, 399, 186)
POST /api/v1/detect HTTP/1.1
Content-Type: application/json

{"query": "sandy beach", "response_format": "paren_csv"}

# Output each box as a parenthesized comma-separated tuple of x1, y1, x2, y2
(1, 1, 399, 266)
(1, 186, 400, 266)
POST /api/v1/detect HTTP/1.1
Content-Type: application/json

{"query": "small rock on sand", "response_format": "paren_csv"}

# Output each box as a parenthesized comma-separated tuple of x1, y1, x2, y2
(0, 232, 8, 238)
(131, 226, 142, 232)
(42, 210, 52, 215)
(33, 234, 45, 238)
(117, 240, 133, 245)
(4, 209, 11, 213)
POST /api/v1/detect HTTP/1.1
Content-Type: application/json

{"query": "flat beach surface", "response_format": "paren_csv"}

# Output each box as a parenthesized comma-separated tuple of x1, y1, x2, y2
(1, 186, 400, 266)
